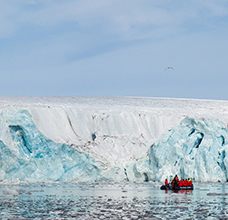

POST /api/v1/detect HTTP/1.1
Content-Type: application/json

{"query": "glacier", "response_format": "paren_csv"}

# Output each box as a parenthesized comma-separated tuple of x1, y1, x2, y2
(148, 117, 228, 182)
(1, 96, 228, 183)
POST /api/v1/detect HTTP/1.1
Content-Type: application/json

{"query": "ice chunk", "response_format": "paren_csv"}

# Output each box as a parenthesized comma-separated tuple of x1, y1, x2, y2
(3, 187, 19, 195)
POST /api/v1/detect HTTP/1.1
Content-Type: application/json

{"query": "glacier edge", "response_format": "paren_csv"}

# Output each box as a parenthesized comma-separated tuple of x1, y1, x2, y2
(0, 96, 228, 182)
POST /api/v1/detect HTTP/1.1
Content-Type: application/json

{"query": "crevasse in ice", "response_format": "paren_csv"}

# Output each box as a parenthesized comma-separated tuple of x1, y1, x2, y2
(1, 108, 228, 182)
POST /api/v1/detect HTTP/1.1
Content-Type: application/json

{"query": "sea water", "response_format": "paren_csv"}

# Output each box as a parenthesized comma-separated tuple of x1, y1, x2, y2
(0, 181, 227, 219)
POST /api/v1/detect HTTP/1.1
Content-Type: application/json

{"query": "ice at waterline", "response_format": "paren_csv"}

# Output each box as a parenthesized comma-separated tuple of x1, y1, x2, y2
(0, 96, 228, 182)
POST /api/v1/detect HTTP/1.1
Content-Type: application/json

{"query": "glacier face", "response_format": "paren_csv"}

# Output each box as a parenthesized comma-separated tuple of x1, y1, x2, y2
(1, 97, 228, 183)
(0, 109, 110, 182)
(147, 117, 228, 182)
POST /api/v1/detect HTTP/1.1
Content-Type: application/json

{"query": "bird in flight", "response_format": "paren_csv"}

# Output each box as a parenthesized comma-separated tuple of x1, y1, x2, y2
(165, 66, 174, 71)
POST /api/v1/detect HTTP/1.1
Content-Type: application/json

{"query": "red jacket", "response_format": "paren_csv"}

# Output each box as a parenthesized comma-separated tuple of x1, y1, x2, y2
(184, 179, 188, 186)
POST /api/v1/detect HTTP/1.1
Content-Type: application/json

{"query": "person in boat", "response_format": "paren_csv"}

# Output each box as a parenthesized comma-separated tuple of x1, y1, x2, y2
(165, 179, 169, 186)
(184, 179, 188, 186)
(172, 175, 179, 188)
(188, 178, 192, 186)
(178, 179, 184, 187)
(171, 178, 174, 186)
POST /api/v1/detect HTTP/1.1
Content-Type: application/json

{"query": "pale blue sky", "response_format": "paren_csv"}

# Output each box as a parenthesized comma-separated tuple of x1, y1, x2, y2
(0, 0, 228, 100)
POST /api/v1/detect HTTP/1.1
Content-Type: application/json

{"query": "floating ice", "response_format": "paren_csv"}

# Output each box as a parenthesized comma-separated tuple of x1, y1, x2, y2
(2, 187, 19, 195)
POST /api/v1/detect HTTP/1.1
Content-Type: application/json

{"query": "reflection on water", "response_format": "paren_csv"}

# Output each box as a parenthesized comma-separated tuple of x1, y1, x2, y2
(0, 181, 228, 219)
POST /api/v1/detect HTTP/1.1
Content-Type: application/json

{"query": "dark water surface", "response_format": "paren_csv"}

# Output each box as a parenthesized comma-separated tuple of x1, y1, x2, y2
(0, 181, 228, 219)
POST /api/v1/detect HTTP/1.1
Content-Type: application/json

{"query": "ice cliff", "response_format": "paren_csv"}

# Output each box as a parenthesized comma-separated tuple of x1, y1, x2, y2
(0, 96, 228, 182)
(147, 117, 228, 182)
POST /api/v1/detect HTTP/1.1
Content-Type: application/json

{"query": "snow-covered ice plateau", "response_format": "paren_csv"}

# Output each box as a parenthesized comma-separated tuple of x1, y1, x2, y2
(1, 96, 228, 182)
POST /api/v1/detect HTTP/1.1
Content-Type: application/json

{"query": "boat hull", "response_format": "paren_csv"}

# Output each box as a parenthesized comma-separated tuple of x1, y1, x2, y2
(160, 184, 194, 190)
